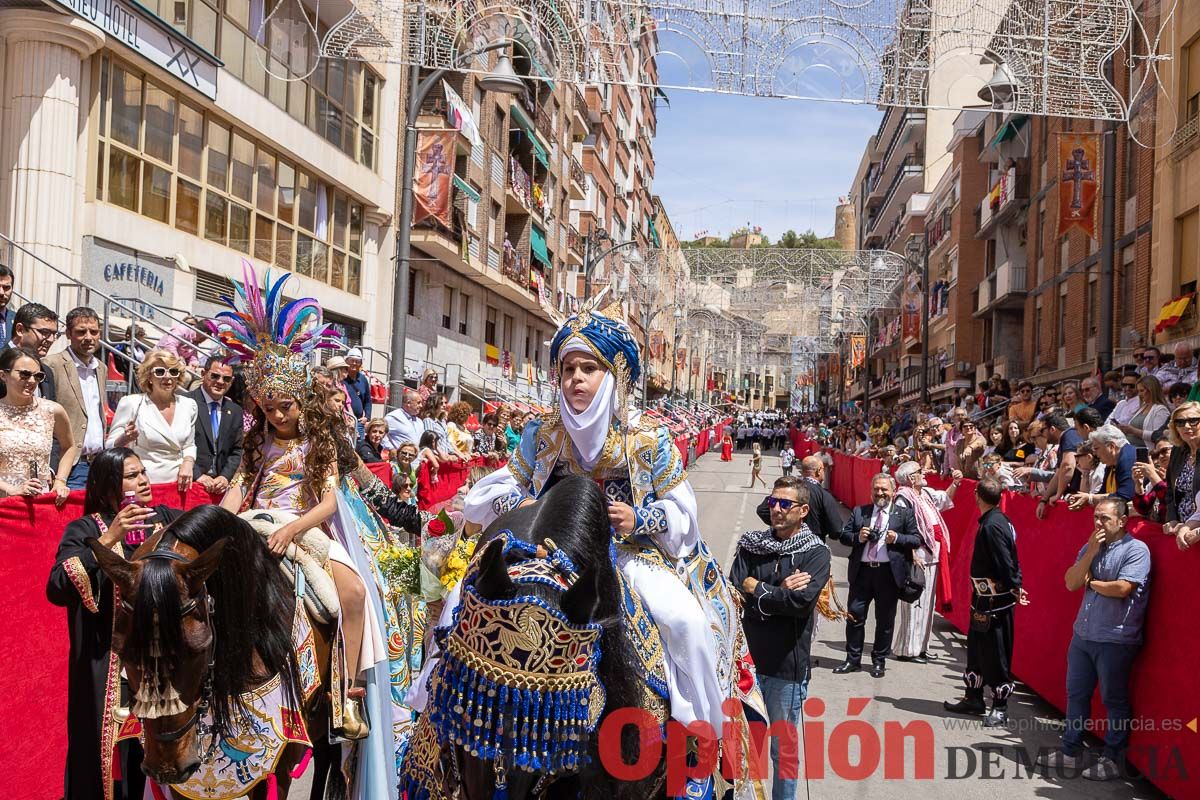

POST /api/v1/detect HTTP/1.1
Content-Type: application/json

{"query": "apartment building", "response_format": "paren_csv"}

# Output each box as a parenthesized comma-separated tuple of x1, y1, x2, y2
(401, 28, 662, 401)
(0, 0, 400, 350)
(1151, 2, 1200, 352)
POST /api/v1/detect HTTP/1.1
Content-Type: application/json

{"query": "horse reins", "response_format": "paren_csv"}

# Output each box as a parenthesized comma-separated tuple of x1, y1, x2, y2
(120, 541, 218, 749)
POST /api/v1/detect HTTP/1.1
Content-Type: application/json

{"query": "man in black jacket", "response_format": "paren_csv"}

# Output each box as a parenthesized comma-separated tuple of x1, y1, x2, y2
(944, 478, 1027, 726)
(834, 473, 922, 678)
(730, 475, 831, 800)
(755, 456, 841, 540)
(189, 356, 243, 494)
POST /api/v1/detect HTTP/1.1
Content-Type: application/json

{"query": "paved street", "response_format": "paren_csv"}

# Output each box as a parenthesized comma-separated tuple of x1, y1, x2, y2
(690, 449, 1165, 800)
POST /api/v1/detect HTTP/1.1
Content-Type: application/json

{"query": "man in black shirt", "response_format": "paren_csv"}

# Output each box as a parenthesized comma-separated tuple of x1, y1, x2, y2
(944, 478, 1028, 726)
(730, 476, 831, 800)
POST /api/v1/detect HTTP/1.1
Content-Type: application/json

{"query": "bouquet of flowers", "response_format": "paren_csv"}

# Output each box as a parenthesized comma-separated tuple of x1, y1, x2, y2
(418, 508, 477, 600)
(377, 544, 421, 596)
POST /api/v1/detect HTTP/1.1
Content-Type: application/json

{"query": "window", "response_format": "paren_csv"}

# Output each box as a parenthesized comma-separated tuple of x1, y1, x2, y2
(93, 57, 366, 293)
(1187, 37, 1200, 122)
(1120, 245, 1135, 329)
(1177, 209, 1199, 292)
(212, 1, 381, 169)
(442, 286, 453, 329)
(1087, 273, 1098, 338)
(458, 293, 470, 335)
(503, 314, 514, 353)
(407, 270, 419, 317)
(1034, 301, 1043, 366)
(485, 306, 498, 345)
(1057, 286, 1068, 348)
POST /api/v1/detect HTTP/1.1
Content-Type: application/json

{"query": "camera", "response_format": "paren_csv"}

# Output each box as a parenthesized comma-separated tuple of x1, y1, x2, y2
(868, 527, 884, 542)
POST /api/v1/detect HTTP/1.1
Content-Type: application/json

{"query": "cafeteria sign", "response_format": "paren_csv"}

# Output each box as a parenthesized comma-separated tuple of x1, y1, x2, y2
(82, 238, 176, 321)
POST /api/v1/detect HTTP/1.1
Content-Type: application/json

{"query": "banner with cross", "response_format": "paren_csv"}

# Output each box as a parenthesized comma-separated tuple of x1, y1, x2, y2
(1056, 132, 1101, 240)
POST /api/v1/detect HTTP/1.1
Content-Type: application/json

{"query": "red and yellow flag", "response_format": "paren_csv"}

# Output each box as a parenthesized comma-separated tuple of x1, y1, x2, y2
(1056, 132, 1101, 240)
(1154, 293, 1195, 333)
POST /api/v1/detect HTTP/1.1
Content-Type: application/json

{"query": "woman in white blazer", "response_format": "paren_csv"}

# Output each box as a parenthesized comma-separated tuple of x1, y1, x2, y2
(106, 349, 198, 490)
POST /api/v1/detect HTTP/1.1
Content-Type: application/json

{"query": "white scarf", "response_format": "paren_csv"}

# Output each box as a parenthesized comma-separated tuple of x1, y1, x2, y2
(558, 341, 618, 470)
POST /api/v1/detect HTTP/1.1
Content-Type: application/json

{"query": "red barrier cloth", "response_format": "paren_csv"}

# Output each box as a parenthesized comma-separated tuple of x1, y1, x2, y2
(366, 461, 392, 484)
(675, 437, 690, 468)
(829, 451, 854, 507)
(2, 484, 216, 800)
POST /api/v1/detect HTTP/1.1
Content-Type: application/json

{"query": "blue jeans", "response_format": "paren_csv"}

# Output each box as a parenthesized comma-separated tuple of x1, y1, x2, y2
(759, 673, 806, 800)
(1063, 635, 1141, 761)
(66, 459, 90, 490)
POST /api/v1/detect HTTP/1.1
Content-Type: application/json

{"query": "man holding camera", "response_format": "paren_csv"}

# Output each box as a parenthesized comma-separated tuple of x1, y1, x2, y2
(834, 473, 922, 678)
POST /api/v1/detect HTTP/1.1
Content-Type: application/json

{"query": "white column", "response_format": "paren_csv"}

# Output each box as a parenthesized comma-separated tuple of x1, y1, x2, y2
(0, 10, 104, 304)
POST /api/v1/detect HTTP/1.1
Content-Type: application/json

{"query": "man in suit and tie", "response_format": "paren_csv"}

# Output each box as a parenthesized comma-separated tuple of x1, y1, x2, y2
(0, 265, 16, 345)
(834, 472, 923, 678)
(2, 303, 59, 400)
(44, 307, 106, 487)
(189, 356, 243, 494)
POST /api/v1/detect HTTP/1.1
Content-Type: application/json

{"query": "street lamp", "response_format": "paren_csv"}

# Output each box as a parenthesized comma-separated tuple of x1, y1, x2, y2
(389, 39, 529, 407)
(906, 234, 930, 407)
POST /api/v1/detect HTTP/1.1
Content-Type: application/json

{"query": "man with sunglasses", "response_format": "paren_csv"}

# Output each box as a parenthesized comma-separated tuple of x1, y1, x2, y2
(1081, 376, 1115, 419)
(188, 356, 243, 494)
(44, 307, 105, 488)
(729, 476, 831, 800)
(0, 302, 58, 401)
(1007, 381, 1037, 424)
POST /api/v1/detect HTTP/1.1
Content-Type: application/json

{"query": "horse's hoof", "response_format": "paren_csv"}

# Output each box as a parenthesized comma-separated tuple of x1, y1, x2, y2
(335, 698, 370, 741)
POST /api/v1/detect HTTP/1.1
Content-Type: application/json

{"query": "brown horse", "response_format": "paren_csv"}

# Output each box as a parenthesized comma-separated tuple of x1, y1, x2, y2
(90, 505, 336, 799)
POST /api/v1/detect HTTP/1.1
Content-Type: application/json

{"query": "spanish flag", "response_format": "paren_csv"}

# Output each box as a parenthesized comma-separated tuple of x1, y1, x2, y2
(485, 343, 500, 365)
(1154, 293, 1194, 334)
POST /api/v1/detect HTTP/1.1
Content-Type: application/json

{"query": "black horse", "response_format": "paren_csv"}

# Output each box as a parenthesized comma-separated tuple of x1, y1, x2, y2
(90, 505, 337, 799)
(433, 475, 668, 800)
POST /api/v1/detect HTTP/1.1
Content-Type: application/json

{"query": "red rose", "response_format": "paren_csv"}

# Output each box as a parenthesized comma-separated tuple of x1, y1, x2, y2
(427, 518, 447, 536)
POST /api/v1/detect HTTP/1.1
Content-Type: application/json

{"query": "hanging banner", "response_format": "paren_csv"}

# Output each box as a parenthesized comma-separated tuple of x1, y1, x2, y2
(413, 131, 455, 227)
(443, 81, 483, 147)
(1057, 132, 1101, 240)
(901, 265, 922, 341)
(850, 336, 866, 368)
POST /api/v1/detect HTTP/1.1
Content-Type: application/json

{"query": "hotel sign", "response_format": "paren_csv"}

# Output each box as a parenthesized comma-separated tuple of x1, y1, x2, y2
(50, 0, 220, 99)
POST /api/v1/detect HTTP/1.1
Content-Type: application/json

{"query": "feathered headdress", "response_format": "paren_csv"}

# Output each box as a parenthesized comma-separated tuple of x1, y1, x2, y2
(210, 259, 339, 403)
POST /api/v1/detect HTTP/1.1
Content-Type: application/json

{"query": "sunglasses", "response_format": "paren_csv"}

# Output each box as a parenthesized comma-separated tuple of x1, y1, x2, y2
(766, 497, 801, 510)
(9, 368, 45, 383)
(1175, 417, 1200, 428)
(151, 367, 182, 378)
(30, 326, 57, 340)
(206, 372, 233, 383)
(1122, 382, 1137, 389)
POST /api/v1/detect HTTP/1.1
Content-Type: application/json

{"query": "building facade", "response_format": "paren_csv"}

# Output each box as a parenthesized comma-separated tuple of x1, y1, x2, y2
(0, 1, 400, 354)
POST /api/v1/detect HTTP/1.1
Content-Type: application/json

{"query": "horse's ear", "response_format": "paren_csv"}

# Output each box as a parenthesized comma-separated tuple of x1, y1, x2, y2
(560, 567, 600, 626)
(474, 538, 516, 600)
(87, 538, 137, 597)
(183, 538, 228, 595)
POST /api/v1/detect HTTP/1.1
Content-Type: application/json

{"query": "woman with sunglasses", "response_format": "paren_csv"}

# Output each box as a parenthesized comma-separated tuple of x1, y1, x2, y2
(105, 349, 197, 492)
(1157, 403, 1200, 538)
(0, 347, 78, 505)
(46, 447, 181, 800)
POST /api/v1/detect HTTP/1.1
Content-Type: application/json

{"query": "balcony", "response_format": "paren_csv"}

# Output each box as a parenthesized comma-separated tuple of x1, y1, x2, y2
(878, 111, 926, 176)
(976, 164, 1030, 238)
(507, 157, 533, 214)
(416, 96, 472, 156)
(567, 226, 584, 265)
(572, 86, 589, 139)
(535, 106, 555, 142)
(568, 155, 586, 200)
(973, 260, 1027, 316)
(865, 155, 923, 239)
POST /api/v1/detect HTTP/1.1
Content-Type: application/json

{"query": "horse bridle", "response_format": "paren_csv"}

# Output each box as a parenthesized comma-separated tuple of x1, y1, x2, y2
(119, 544, 218, 748)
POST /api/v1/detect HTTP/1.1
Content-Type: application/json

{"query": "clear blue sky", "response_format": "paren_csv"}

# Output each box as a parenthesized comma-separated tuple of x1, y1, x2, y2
(652, 90, 882, 242)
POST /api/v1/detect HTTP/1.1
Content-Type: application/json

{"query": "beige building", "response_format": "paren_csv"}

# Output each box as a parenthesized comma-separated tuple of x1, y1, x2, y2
(0, 0, 400, 351)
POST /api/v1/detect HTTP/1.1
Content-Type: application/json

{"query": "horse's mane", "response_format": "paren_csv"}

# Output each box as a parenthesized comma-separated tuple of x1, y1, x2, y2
(167, 505, 301, 735)
(482, 477, 645, 777)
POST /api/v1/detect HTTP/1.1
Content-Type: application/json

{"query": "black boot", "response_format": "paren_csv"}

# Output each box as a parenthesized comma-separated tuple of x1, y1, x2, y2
(832, 660, 862, 674)
(943, 689, 986, 716)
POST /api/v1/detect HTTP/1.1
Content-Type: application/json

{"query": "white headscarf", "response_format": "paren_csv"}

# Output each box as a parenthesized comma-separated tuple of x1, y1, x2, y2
(558, 340, 618, 469)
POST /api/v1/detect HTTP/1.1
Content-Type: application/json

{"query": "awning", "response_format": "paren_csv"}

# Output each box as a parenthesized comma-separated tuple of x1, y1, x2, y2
(510, 101, 549, 167)
(530, 225, 552, 267)
(647, 216, 661, 247)
(453, 175, 480, 203)
(990, 115, 1028, 148)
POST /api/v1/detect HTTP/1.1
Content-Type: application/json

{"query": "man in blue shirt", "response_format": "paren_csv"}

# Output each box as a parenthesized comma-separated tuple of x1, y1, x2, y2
(342, 347, 373, 438)
(1037, 497, 1150, 781)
